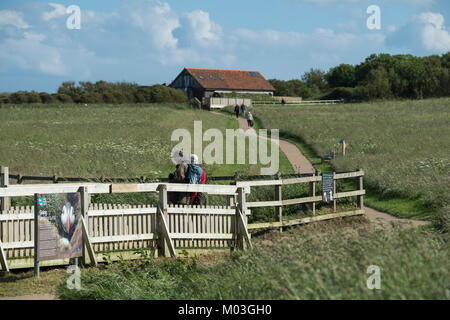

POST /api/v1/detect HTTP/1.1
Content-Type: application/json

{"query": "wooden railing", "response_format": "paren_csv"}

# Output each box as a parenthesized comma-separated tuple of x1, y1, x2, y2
(0, 181, 251, 270)
(253, 99, 344, 105)
(236, 170, 365, 230)
(0, 168, 365, 271)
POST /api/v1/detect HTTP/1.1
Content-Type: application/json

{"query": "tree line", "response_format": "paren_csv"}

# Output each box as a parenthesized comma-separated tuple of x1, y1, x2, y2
(269, 52, 450, 101)
(1, 81, 188, 105)
(1, 52, 449, 105)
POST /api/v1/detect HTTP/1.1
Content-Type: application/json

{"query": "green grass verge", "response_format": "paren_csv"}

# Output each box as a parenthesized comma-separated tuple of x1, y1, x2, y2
(56, 220, 450, 300)
(251, 99, 450, 221)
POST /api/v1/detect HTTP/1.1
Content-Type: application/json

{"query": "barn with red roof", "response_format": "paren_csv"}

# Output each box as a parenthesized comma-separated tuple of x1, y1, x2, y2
(169, 68, 275, 100)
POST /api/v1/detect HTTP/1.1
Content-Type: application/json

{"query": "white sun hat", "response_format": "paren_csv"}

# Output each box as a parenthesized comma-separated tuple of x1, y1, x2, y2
(190, 154, 199, 164)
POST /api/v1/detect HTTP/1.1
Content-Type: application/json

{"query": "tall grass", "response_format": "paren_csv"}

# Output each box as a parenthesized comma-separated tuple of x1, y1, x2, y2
(57, 220, 449, 300)
(252, 98, 450, 220)
(0, 103, 224, 178)
(0, 103, 294, 209)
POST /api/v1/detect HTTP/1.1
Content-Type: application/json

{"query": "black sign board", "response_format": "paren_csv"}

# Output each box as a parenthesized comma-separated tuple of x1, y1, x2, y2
(322, 173, 334, 202)
(34, 193, 83, 262)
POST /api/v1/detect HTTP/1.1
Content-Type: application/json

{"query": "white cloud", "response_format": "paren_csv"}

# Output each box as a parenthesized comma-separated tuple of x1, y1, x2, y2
(39, 51, 66, 76)
(24, 32, 46, 41)
(286, 0, 435, 6)
(0, 37, 65, 75)
(416, 12, 450, 53)
(386, 12, 450, 54)
(42, 3, 66, 21)
(125, 0, 179, 50)
(178, 10, 222, 46)
(0, 10, 30, 29)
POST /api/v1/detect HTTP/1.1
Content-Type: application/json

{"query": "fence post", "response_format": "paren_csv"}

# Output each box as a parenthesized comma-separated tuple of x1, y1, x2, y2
(357, 168, 364, 210)
(157, 184, 171, 257)
(235, 187, 247, 250)
(275, 172, 282, 232)
(333, 172, 337, 213)
(308, 172, 316, 216)
(227, 175, 235, 207)
(0, 166, 10, 212)
(80, 186, 96, 266)
(0, 240, 8, 272)
(233, 172, 238, 207)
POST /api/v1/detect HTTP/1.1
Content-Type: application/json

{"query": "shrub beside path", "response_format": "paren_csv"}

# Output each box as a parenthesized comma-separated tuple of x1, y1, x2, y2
(232, 115, 429, 227)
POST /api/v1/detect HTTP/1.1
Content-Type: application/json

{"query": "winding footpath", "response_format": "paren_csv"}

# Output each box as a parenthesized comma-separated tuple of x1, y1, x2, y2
(225, 113, 429, 227)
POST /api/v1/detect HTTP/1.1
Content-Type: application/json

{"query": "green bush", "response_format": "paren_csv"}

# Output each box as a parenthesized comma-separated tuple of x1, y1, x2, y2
(326, 64, 357, 88)
(323, 87, 355, 101)
(102, 93, 118, 104)
(112, 92, 126, 104)
(39, 92, 58, 104)
(27, 91, 42, 103)
(268, 79, 312, 98)
(8, 91, 29, 104)
(80, 93, 103, 104)
(134, 85, 188, 103)
(433, 205, 450, 233)
(54, 93, 73, 103)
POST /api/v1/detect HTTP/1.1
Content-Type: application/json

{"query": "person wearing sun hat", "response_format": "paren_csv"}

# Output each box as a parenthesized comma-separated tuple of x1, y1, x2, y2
(187, 154, 208, 205)
(246, 111, 254, 128)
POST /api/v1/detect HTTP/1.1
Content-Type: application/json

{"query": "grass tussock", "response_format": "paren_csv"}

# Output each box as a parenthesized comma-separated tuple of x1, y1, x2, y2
(57, 220, 449, 300)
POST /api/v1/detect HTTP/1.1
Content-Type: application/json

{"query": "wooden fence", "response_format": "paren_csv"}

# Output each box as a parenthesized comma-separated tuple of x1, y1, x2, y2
(203, 97, 253, 109)
(0, 181, 251, 270)
(240, 170, 365, 230)
(0, 167, 365, 271)
(253, 99, 344, 105)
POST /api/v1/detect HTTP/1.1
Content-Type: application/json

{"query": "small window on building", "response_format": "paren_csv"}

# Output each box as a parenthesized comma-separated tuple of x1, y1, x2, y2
(250, 72, 258, 77)
(210, 74, 215, 80)
(218, 75, 225, 80)
(199, 74, 205, 80)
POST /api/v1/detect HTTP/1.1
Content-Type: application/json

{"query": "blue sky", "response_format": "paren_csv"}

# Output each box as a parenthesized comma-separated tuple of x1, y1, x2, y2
(0, 0, 449, 93)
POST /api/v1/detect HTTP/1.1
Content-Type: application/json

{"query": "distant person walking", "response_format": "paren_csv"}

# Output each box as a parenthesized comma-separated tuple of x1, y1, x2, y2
(240, 103, 246, 116)
(234, 104, 240, 119)
(246, 112, 254, 128)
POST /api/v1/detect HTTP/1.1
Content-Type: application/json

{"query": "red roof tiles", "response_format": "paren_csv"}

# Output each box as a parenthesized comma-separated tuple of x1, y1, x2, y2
(185, 68, 275, 91)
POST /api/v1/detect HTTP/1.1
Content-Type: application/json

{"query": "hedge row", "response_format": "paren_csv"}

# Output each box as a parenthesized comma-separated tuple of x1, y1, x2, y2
(1, 84, 188, 105)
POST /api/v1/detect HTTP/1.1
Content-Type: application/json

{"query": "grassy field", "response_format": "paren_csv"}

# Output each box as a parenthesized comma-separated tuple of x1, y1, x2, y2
(1, 101, 448, 301)
(55, 219, 449, 300)
(0, 103, 294, 207)
(249, 98, 450, 221)
(0, 103, 293, 179)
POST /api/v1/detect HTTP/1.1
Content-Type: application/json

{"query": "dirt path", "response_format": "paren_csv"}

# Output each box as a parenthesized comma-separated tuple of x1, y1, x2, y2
(230, 114, 430, 227)
(237, 117, 315, 174)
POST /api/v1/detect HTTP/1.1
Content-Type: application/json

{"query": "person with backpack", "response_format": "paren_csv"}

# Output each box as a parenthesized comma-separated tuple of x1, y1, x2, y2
(240, 103, 246, 116)
(168, 150, 190, 205)
(187, 154, 208, 205)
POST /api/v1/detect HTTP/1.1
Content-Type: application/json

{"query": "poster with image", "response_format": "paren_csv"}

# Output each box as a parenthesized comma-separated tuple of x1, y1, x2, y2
(322, 173, 334, 202)
(35, 193, 83, 262)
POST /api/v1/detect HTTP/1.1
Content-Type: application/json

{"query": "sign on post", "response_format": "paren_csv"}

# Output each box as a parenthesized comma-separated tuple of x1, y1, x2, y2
(322, 173, 334, 202)
(34, 193, 83, 275)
